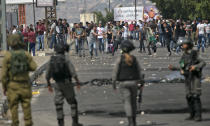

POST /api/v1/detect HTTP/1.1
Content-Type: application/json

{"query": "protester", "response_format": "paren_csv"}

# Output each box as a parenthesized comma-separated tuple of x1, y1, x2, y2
(36, 20, 46, 51)
(97, 22, 105, 54)
(28, 28, 36, 56)
(197, 20, 206, 52)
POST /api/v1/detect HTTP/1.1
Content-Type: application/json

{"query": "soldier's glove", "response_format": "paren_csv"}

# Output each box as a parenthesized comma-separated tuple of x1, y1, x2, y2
(48, 86, 53, 93)
(3, 89, 7, 96)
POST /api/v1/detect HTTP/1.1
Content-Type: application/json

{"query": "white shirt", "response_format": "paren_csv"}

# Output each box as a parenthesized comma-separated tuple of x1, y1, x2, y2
(123, 26, 128, 38)
(12, 29, 17, 34)
(205, 23, 210, 34)
(197, 23, 205, 35)
(97, 27, 104, 39)
(51, 23, 56, 34)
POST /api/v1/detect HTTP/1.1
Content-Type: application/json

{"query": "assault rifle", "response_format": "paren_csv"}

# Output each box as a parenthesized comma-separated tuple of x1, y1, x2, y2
(137, 74, 145, 111)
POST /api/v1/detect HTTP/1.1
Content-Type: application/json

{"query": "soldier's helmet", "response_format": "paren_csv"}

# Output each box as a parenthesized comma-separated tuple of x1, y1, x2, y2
(177, 37, 194, 48)
(7, 33, 25, 49)
(121, 40, 135, 53)
(54, 43, 65, 54)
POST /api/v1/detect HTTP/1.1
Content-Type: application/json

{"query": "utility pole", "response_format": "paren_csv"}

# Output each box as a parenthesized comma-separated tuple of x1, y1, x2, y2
(0, 0, 7, 50)
(45, 0, 57, 47)
(109, 0, 111, 12)
(135, 0, 137, 21)
(33, 0, 36, 27)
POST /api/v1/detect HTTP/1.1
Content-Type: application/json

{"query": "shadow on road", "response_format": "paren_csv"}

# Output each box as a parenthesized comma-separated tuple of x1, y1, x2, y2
(79, 108, 210, 118)
(138, 123, 168, 126)
(202, 118, 210, 122)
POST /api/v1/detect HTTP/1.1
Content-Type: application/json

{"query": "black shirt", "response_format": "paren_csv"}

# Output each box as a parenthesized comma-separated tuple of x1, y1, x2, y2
(63, 23, 69, 34)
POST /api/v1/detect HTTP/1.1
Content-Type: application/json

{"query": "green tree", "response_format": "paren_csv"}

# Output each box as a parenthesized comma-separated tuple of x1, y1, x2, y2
(151, 0, 210, 20)
(93, 8, 114, 26)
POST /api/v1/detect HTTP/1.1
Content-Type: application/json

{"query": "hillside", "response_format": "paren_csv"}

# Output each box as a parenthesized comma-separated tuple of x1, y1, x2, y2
(19, 0, 153, 24)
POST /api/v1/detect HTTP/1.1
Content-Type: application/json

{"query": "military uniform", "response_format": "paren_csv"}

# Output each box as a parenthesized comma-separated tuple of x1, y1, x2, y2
(46, 45, 82, 126)
(1, 50, 37, 126)
(112, 40, 143, 126)
(171, 38, 206, 121)
(180, 50, 205, 121)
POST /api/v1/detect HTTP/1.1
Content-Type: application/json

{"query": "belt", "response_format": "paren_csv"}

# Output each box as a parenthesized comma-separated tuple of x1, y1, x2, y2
(11, 80, 29, 83)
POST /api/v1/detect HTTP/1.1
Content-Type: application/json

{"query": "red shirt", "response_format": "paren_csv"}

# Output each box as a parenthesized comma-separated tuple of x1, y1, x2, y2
(22, 31, 28, 42)
(28, 31, 36, 43)
(36, 24, 46, 35)
(129, 24, 135, 31)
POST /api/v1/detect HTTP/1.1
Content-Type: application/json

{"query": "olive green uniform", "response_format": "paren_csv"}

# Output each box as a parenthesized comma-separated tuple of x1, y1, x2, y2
(1, 51, 37, 126)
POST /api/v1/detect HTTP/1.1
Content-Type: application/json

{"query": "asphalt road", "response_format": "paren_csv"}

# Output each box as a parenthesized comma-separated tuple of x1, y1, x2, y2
(2, 41, 210, 126)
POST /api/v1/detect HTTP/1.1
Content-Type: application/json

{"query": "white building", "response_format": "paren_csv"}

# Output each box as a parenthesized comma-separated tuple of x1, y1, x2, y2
(80, 13, 97, 26)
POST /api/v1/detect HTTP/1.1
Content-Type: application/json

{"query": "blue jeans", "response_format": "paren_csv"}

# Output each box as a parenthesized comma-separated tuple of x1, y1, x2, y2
(159, 33, 165, 47)
(197, 34, 205, 52)
(29, 43, 36, 56)
(77, 38, 85, 56)
(98, 38, 104, 53)
(64, 33, 68, 44)
(88, 39, 97, 57)
(170, 40, 176, 50)
(57, 34, 64, 44)
(37, 35, 44, 50)
(50, 34, 56, 49)
(207, 33, 210, 45)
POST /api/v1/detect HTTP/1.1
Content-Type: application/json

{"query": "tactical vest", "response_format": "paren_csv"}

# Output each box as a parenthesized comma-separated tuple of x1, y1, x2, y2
(117, 55, 140, 81)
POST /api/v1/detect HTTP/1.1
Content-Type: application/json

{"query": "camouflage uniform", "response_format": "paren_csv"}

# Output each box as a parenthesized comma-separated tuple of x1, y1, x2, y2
(1, 34, 37, 126)
(171, 38, 206, 121)
(46, 52, 82, 126)
(180, 50, 206, 121)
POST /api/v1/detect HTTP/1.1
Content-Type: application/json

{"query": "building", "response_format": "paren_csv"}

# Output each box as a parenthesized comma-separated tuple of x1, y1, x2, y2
(80, 13, 97, 26)
(0, 0, 7, 50)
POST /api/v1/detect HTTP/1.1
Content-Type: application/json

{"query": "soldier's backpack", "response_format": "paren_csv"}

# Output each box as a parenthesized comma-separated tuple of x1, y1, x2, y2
(49, 55, 71, 81)
(10, 50, 29, 75)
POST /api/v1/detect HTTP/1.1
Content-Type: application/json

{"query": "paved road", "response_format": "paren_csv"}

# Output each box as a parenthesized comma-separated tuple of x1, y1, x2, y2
(1, 41, 210, 126)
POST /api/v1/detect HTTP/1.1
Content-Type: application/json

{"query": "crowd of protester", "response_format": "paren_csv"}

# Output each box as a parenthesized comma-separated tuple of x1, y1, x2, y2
(8, 18, 210, 58)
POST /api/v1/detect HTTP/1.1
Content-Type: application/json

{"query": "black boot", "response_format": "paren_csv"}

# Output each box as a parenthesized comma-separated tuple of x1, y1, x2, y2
(72, 116, 83, 126)
(132, 116, 136, 126)
(194, 96, 202, 122)
(58, 119, 64, 126)
(185, 96, 195, 120)
(128, 117, 134, 126)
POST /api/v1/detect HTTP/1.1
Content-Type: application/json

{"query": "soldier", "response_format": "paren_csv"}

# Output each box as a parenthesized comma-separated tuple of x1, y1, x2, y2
(46, 43, 83, 126)
(1, 34, 37, 126)
(169, 37, 206, 121)
(112, 40, 144, 126)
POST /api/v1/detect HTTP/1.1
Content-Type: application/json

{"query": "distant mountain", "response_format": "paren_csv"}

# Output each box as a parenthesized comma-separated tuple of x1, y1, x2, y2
(14, 0, 154, 25)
